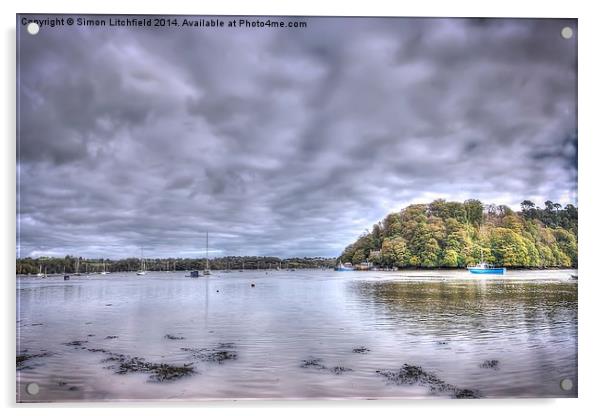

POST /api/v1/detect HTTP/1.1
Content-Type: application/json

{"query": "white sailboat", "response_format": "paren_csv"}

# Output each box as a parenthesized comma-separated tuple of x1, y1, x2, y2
(74, 258, 81, 276)
(63, 265, 70, 281)
(36, 264, 45, 278)
(100, 260, 109, 275)
(136, 248, 147, 276)
(203, 231, 211, 276)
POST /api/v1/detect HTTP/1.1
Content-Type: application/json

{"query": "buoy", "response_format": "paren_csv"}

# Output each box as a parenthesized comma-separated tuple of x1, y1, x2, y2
(251, 283, 255, 287)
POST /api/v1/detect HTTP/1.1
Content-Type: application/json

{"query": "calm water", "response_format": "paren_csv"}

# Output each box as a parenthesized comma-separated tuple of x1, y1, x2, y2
(16, 269, 578, 401)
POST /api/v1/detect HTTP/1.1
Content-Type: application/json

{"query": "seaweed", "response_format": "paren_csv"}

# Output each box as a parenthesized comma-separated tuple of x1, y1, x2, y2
(17, 352, 51, 370)
(300, 358, 353, 375)
(164, 334, 185, 340)
(181, 343, 237, 364)
(63, 340, 88, 348)
(479, 359, 499, 370)
(376, 364, 482, 399)
(352, 346, 370, 354)
(331, 366, 353, 375)
(86, 348, 194, 382)
(300, 358, 327, 370)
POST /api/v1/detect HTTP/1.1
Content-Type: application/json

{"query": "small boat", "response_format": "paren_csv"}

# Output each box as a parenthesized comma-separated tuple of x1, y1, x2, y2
(467, 248, 505, 275)
(335, 261, 354, 271)
(36, 264, 45, 278)
(202, 231, 211, 276)
(186, 270, 200, 278)
(136, 248, 147, 276)
(468, 263, 506, 274)
(63, 266, 70, 280)
(100, 260, 110, 275)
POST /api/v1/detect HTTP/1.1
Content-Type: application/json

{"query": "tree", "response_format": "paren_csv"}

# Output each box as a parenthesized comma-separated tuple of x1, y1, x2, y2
(521, 200, 535, 211)
(382, 236, 409, 267)
(352, 250, 365, 265)
(464, 199, 484, 226)
(336, 198, 577, 269)
(442, 249, 459, 267)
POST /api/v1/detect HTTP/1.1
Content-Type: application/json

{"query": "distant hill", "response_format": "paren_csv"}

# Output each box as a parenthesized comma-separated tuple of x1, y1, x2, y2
(338, 199, 577, 269)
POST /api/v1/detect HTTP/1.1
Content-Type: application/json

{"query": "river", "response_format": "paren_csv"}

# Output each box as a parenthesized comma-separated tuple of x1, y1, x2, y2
(16, 269, 578, 401)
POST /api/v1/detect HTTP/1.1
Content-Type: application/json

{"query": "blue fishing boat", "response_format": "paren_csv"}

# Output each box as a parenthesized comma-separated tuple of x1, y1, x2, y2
(335, 261, 354, 271)
(467, 249, 506, 275)
(467, 263, 506, 275)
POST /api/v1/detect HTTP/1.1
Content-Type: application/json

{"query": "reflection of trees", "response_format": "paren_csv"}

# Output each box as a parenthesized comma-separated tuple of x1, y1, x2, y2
(349, 281, 577, 340)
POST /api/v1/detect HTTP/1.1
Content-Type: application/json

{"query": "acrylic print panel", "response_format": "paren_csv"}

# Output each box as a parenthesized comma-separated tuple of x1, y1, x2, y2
(16, 15, 578, 402)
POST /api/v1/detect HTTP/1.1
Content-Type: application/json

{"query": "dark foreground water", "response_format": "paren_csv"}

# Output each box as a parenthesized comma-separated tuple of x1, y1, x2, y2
(16, 269, 577, 401)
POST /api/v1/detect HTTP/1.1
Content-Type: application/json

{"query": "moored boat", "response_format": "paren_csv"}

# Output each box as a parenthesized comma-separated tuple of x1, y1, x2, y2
(203, 231, 211, 276)
(136, 248, 147, 276)
(36, 264, 45, 278)
(467, 248, 506, 274)
(467, 263, 506, 275)
(335, 261, 354, 271)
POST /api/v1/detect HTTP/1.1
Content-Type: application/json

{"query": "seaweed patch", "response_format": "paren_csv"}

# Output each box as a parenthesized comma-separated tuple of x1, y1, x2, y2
(17, 352, 51, 370)
(300, 358, 327, 370)
(479, 359, 499, 370)
(181, 343, 237, 364)
(85, 348, 194, 382)
(376, 364, 482, 399)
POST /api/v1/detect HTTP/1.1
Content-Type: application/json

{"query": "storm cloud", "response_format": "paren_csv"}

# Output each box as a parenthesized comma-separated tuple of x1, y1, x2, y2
(17, 16, 577, 259)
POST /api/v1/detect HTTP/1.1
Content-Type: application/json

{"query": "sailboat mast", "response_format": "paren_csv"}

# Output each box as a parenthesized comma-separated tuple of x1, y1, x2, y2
(205, 231, 209, 270)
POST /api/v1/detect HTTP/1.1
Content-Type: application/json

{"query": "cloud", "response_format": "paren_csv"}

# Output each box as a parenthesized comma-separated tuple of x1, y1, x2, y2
(17, 16, 577, 258)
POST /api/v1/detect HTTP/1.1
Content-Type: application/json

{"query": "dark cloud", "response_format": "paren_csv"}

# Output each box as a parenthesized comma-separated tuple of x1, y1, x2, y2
(17, 16, 577, 259)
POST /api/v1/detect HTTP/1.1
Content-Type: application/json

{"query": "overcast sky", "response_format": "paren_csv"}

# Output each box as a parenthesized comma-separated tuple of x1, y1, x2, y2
(17, 16, 577, 259)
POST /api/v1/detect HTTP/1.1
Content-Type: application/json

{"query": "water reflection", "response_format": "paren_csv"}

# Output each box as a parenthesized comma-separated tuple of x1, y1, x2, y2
(16, 271, 577, 401)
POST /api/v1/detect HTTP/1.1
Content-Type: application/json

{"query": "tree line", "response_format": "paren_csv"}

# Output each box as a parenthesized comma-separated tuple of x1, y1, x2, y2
(16, 256, 336, 275)
(339, 199, 577, 269)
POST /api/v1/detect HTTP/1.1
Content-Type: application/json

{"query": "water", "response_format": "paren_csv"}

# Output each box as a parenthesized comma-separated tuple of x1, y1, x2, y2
(16, 269, 577, 401)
